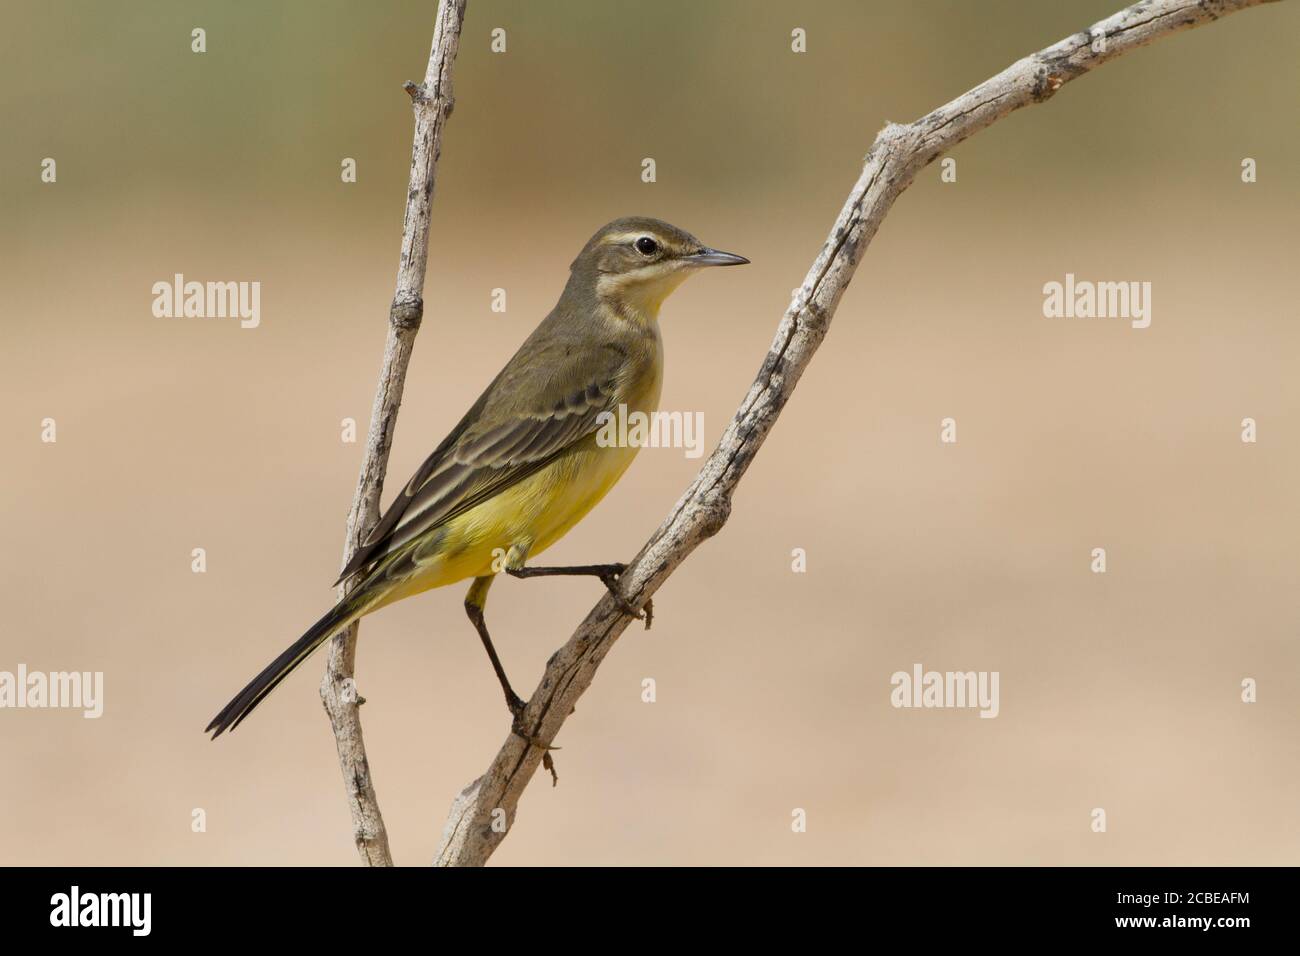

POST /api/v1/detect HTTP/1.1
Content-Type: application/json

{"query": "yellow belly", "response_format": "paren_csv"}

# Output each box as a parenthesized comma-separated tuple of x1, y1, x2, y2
(372, 366, 661, 609)
(369, 437, 638, 603)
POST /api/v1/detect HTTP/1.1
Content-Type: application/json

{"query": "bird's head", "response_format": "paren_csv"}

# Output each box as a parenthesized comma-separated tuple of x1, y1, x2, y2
(568, 216, 748, 321)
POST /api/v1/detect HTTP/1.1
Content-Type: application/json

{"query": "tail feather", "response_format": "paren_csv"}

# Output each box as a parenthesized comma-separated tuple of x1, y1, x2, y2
(206, 593, 369, 739)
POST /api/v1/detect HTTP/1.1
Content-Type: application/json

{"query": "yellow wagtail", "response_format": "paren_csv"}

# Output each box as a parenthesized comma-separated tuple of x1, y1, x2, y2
(207, 217, 747, 739)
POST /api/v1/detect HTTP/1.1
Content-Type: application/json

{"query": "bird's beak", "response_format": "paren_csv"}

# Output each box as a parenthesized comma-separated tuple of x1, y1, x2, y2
(685, 247, 750, 267)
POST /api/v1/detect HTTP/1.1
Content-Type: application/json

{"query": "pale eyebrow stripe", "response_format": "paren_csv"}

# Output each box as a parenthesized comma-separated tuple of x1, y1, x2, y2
(601, 231, 655, 245)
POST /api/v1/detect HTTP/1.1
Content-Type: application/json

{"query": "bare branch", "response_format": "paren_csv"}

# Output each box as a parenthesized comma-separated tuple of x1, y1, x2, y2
(320, 0, 467, 868)
(432, 0, 1280, 867)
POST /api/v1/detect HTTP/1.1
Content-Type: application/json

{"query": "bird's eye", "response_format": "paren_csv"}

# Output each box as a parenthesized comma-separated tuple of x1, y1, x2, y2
(635, 236, 659, 256)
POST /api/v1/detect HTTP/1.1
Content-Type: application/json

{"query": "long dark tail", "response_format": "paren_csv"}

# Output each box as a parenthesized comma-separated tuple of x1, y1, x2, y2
(206, 590, 372, 739)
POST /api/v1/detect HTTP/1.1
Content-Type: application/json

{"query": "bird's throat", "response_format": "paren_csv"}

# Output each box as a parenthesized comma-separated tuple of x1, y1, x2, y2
(597, 269, 693, 326)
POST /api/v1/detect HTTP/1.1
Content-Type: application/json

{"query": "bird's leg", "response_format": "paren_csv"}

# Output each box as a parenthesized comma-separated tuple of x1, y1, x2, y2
(463, 576, 560, 760)
(506, 562, 653, 629)
(463, 577, 525, 718)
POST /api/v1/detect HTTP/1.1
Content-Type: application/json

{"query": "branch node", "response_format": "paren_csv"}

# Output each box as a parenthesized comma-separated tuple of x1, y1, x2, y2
(389, 293, 424, 332)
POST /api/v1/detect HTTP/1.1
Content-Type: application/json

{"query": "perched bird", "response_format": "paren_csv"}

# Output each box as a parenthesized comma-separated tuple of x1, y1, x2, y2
(206, 217, 747, 739)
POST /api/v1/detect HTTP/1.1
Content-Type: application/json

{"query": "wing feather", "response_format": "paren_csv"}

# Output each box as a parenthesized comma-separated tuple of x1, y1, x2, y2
(334, 333, 629, 586)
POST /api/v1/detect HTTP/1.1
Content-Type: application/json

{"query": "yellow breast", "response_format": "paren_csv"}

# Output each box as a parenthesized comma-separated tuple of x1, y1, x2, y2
(390, 348, 663, 597)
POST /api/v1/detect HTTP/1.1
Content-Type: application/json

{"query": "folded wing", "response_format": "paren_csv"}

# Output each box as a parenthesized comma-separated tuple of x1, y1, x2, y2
(335, 334, 630, 585)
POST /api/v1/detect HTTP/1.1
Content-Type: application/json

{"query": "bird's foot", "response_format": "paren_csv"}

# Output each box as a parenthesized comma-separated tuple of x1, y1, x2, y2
(506, 691, 527, 719)
(598, 563, 653, 629)
(508, 695, 560, 786)
(507, 693, 538, 741)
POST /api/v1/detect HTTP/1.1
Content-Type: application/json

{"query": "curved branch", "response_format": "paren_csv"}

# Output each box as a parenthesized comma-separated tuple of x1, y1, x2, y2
(320, 0, 467, 867)
(432, 0, 1280, 867)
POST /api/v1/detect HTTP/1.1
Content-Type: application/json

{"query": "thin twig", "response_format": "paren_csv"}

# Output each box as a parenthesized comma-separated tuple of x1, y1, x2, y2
(432, 0, 1280, 867)
(320, 0, 467, 868)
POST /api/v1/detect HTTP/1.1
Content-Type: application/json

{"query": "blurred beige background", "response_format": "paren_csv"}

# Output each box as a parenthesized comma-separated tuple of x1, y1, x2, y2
(2, 0, 1297, 865)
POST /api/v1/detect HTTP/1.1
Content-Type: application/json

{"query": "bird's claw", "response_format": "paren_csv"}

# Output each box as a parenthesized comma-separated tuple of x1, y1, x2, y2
(509, 699, 561, 785)
(599, 565, 653, 630)
(509, 696, 558, 751)
(506, 691, 526, 718)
